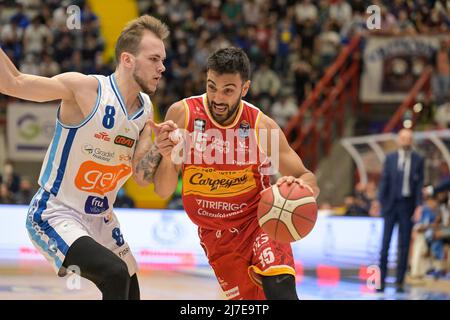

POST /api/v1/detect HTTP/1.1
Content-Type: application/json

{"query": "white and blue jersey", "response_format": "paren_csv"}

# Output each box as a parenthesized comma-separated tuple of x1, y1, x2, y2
(37, 73, 151, 215)
(26, 73, 150, 274)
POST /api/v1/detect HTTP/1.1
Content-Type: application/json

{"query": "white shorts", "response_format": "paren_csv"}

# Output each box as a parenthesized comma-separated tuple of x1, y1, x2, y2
(26, 188, 137, 277)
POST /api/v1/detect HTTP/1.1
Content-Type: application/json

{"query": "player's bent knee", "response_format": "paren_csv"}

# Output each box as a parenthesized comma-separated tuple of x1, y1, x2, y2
(101, 259, 130, 284)
(261, 274, 298, 300)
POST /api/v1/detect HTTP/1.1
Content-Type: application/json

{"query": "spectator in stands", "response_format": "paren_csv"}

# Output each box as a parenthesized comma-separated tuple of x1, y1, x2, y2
(294, 0, 318, 26)
(0, 2, 8, 26)
(412, 2, 432, 34)
(434, 94, 450, 128)
(15, 177, 34, 205)
(315, 0, 331, 27)
(415, 195, 448, 279)
(0, 160, 21, 195)
(389, 0, 411, 17)
(329, 0, 352, 28)
(377, 129, 424, 293)
(39, 51, 60, 77)
(410, 194, 437, 279)
(291, 47, 313, 105)
(52, 0, 71, 29)
(428, 6, 448, 32)
(193, 35, 211, 69)
(374, 4, 397, 34)
(204, 1, 222, 34)
(210, 33, 232, 51)
(242, 0, 262, 26)
(80, 2, 99, 27)
(297, 17, 317, 53)
(365, 180, 378, 202)
(340, 5, 367, 42)
(271, 88, 298, 129)
(431, 39, 450, 107)
(393, 10, 417, 35)
(354, 182, 372, 211)
(251, 59, 281, 113)
(1, 18, 24, 63)
(53, 33, 74, 67)
(369, 199, 381, 217)
(81, 34, 102, 74)
(61, 50, 84, 73)
(275, 15, 297, 72)
(0, 93, 6, 117)
(19, 53, 40, 75)
(23, 15, 52, 56)
(221, 0, 242, 32)
(0, 183, 15, 204)
(254, 20, 272, 56)
(134, 0, 450, 115)
(344, 193, 369, 217)
(94, 58, 114, 77)
(445, 6, 450, 30)
(40, 4, 53, 27)
(10, 4, 29, 29)
(316, 20, 341, 69)
(424, 174, 450, 199)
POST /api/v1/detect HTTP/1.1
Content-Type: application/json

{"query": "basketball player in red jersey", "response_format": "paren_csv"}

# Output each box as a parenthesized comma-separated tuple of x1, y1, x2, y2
(149, 47, 319, 300)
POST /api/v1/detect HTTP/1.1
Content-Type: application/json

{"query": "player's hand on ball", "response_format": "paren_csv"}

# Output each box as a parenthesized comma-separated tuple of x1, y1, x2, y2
(276, 176, 314, 194)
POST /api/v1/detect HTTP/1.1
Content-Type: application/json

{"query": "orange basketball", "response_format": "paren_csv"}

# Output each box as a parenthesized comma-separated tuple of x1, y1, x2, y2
(257, 182, 318, 243)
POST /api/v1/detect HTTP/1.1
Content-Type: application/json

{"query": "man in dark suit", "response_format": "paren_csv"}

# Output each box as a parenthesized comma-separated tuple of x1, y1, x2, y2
(378, 129, 424, 293)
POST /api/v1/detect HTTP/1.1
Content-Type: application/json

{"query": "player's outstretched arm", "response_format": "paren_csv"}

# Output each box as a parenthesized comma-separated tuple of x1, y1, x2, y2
(260, 114, 320, 198)
(133, 102, 184, 196)
(151, 101, 186, 199)
(0, 47, 89, 103)
(133, 114, 178, 187)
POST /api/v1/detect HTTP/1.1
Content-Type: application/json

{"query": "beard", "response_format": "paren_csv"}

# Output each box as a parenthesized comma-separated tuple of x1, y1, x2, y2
(133, 69, 154, 95)
(209, 93, 242, 125)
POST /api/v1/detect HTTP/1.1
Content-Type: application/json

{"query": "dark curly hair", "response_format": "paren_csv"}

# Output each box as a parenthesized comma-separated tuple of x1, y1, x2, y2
(206, 47, 251, 82)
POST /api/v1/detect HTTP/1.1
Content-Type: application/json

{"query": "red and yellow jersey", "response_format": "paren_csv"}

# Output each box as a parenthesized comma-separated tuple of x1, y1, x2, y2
(181, 94, 271, 230)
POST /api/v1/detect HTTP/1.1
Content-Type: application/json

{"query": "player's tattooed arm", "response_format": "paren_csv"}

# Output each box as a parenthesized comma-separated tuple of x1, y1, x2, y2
(133, 117, 179, 186)
(134, 143, 162, 184)
(133, 118, 162, 186)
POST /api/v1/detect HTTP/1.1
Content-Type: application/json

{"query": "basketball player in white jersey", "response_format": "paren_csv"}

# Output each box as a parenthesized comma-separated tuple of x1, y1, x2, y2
(0, 15, 173, 299)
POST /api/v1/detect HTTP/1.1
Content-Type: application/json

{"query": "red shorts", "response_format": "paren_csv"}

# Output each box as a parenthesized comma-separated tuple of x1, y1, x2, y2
(198, 218, 296, 300)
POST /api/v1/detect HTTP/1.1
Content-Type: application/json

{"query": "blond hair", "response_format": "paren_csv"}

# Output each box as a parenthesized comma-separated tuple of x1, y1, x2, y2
(115, 15, 169, 63)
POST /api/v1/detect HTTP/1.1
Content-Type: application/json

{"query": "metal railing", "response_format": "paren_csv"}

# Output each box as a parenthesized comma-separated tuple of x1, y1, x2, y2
(284, 36, 362, 171)
(382, 67, 433, 133)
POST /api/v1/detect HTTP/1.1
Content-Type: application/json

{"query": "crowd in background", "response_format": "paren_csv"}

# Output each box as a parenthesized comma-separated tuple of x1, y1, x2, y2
(0, 0, 449, 209)
(0, 160, 33, 204)
(0, 0, 109, 118)
(139, 0, 450, 119)
(0, 0, 449, 280)
(1, 0, 449, 121)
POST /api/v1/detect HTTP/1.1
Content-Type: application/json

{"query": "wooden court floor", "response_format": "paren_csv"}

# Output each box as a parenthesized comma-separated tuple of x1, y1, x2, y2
(0, 264, 224, 300)
(1, 263, 449, 300)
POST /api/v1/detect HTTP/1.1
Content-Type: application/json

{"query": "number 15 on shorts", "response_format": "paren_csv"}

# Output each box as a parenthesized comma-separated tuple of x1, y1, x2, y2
(259, 247, 275, 268)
